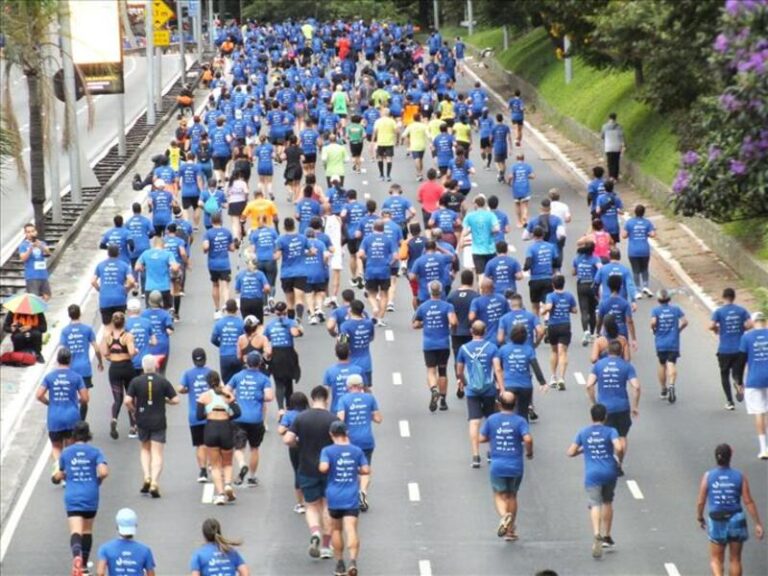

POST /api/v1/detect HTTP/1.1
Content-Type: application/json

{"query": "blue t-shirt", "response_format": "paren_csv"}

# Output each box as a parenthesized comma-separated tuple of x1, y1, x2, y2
(229, 368, 272, 423)
(276, 233, 309, 278)
(591, 357, 637, 413)
(125, 215, 154, 258)
(141, 308, 173, 356)
(19, 239, 49, 280)
(320, 443, 368, 510)
(189, 543, 245, 576)
(59, 323, 96, 378)
(136, 248, 176, 292)
(596, 193, 624, 235)
(338, 392, 379, 450)
(180, 366, 213, 426)
(573, 254, 601, 284)
(411, 252, 453, 302)
(59, 443, 106, 512)
(199, 189, 227, 229)
(324, 362, 366, 413)
(250, 226, 279, 262)
(480, 412, 529, 477)
(300, 128, 320, 154)
(573, 424, 619, 487)
(598, 295, 632, 338)
(449, 158, 474, 190)
(97, 538, 156, 576)
(496, 343, 537, 390)
(711, 304, 750, 354)
(545, 291, 577, 326)
(94, 258, 133, 308)
(235, 269, 269, 299)
(414, 299, 455, 350)
(470, 294, 510, 342)
(508, 96, 524, 121)
(179, 161, 203, 197)
(360, 233, 396, 280)
(651, 304, 685, 352)
(126, 316, 153, 370)
(739, 328, 768, 389)
(211, 315, 244, 358)
(100, 226, 133, 263)
(149, 189, 174, 227)
(463, 210, 499, 255)
(706, 467, 744, 514)
(296, 198, 322, 233)
(430, 208, 459, 234)
(339, 318, 375, 373)
(492, 210, 510, 243)
(623, 217, 655, 258)
(594, 262, 636, 302)
(204, 227, 233, 271)
(42, 368, 84, 431)
(456, 340, 498, 397)
(509, 162, 533, 199)
(343, 201, 367, 238)
(525, 242, 555, 280)
(433, 133, 455, 166)
(484, 255, 521, 295)
(264, 317, 299, 348)
(498, 309, 540, 347)
(382, 196, 413, 225)
(491, 123, 510, 154)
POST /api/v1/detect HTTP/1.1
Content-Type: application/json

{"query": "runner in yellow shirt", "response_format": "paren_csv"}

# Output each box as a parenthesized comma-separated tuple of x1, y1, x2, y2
(371, 83, 391, 109)
(453, 116, 472, 154)
(438, 96, 455, 128)
(427, 113, 445, 166)
(241, 190, 279, 231)
(373, 108, 398, 182)
(401, 113, 429, 181)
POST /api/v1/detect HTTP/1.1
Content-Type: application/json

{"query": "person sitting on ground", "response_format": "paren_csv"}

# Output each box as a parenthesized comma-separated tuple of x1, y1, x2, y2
(4, 309, 48, 363)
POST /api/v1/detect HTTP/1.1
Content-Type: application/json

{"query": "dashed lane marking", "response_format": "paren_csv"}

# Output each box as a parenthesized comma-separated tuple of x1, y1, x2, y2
(392, 372, 403, 386)
(385, 329, 395, 341)
(201, 482, 215, 504)
(419, 560, 433, 576)
(399, 420, 411, 437)
(626, 480, 645, 500)
(664, 563, 682, 576)
(574, 372, 586, 386)
(408, 482, 421, 502)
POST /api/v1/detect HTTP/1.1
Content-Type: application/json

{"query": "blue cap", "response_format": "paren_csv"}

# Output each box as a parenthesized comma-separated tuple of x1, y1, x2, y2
(116, 508, 137, 536)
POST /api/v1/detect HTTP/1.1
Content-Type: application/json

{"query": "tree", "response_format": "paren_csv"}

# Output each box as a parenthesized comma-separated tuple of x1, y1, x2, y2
(672, 0, 768, 222)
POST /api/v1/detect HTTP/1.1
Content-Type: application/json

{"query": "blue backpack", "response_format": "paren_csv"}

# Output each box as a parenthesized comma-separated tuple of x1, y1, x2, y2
(464, 342, 494, 394)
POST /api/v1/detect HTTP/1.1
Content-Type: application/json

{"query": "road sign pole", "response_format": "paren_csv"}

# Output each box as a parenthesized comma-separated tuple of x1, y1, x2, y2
(146, 0, 156, 124)
(156, 46, 163, 111)
(503, 25, 509, 51)
(195, 12, 203, 62)
(433, 0, 440, 29)
(58, 1, 82, 204)
(208, 0, 214, 48)
(564, 35, 573, 85)
(467, 0, 474, 37)
(117, 92, 127, 156)
(46, 23, 62, 223)
(177, 0, 186, 81)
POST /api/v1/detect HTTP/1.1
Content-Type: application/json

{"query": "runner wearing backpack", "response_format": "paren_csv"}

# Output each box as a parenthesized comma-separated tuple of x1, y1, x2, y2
(456, 320, 499, 469)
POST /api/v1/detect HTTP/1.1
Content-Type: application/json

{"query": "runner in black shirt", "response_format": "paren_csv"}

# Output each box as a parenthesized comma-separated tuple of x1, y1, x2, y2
(448, 269, 480, 397)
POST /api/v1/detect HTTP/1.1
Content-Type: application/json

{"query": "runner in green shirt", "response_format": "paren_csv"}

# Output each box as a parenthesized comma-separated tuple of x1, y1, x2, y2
(331, 85, 349, 130)
(321, 133, 348, 187)
(401, 113, 429, 181)
(346, 115, 366, 174)
(371, 83, 391, 109)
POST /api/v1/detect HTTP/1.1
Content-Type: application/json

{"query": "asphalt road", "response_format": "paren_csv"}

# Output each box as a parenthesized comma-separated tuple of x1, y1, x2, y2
(2, 74, 766, 576)
(0, 53, 192, 257)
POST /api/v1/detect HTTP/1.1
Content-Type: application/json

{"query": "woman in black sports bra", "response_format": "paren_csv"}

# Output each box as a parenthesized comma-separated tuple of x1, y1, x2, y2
(101, 312, 137, 440)
(236, 315, 272, 372)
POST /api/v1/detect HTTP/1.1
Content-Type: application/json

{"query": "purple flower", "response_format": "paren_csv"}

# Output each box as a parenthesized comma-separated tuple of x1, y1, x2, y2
(682, 150, 700, 166)
(714, 34, 730, 53)
(741, 138, 758, 159)
(719, 93, 741, 111)
(708, 146, 722, 161)
(672, 170, 690, 194)
(729, 159, 747, 175)
(725, 0, 742, 14)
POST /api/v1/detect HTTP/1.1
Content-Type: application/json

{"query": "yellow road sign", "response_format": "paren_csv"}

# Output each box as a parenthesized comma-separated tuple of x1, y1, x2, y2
(153, 0, 174, 28)
(153, 30, 171, 46)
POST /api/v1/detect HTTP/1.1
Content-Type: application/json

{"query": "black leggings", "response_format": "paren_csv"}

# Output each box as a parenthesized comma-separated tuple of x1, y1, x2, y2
(273, 376, 294, 410)
(108, 361, 136, 426)
(717, 353, 745, 404)
(577, 282, 598, 334)
(510, 387, 532, 422)
(629, 256, 650, 289)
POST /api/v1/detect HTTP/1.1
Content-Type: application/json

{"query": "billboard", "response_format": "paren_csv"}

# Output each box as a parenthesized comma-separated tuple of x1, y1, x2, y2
(69, 0, 124, 95)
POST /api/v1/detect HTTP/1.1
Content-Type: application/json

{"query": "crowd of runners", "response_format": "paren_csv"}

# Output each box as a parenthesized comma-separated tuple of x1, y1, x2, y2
(21, 16, 767, 576)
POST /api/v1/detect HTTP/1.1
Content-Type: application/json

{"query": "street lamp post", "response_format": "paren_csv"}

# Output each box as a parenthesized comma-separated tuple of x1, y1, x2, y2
(145, 0, 156, 124)
(58, 1, 82, 204)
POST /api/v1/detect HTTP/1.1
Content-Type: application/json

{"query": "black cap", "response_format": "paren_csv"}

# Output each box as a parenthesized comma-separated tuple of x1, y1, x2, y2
(192, 348, 206, 363)
(329, 421, 348, 436)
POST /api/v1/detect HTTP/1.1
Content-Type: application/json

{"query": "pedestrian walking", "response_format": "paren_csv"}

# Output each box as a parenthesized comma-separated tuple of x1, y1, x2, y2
(600, 113, 625, 180)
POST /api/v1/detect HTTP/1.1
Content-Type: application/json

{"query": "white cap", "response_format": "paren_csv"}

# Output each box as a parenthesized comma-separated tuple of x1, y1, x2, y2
(154, 178, 166, 189)
(116, 508, 137, 536)
(126, 298, 141, 312)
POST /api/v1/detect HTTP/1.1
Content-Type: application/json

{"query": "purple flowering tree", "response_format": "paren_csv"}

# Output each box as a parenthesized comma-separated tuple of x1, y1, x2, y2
(673, 0, 768, 221)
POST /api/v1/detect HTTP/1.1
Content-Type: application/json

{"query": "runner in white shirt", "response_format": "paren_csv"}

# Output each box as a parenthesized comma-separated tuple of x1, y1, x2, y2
(324, 205, 344, 308)
(548, 188, 572, 253)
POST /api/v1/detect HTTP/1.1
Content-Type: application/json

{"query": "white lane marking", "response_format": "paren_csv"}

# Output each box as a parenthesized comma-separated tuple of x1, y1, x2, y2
(385, 329, 394, 342)
(626, 480, 645, 500)
(574, 371, 586, 386)
(664, 563, 682, 576)
(418, 560, 433, 576)
(399, 420, 411, 437)
(0, 442, 51, 562)
(471, 181, 478, 187)
(363, 192, 370, 199)
(408, 482, 421, 502)
(362, 180, 368, 185)
(201, 482, 215, 504)
(392, 372, 403, 386)
(508, 244, 516, 253)
(360, 168, 367, 174)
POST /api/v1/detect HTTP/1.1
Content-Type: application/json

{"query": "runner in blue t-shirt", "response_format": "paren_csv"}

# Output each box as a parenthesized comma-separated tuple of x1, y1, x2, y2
(506, 153, 534, 227)
(189, 519, 247, 576)
(491, 114, 512, 181)
(621, 204, 656, 296)
(738, 313, 768, 459)
(59, 305, 102, 420)
(650, 290, 688, 404)
(323, 343, 366, 414)
(339, 300, 376, 386)
(484, 241, 523, 296)
(469, 277, 510, 343)
(494, 323, 547, 423)
(542, 275, 578, 391)
(203, 213, 235, 319)
(709, 288, 752, 409)
(508, 89, 525, 146)
(358, 222, 397, 327)
(97, 508, 156, 576)
(179, 348, 214, 483)
(93, 246, 136, 325)
(274, 218, 312, 321)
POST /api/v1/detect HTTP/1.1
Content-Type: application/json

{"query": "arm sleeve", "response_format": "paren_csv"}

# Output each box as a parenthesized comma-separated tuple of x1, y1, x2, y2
(530, 357, 546, 385)
(196, 403, 207, 420)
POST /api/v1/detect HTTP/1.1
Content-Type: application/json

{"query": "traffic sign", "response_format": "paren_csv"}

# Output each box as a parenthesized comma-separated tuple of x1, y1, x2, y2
(153, 0, 174, 28)
(153, 30, 171, 46)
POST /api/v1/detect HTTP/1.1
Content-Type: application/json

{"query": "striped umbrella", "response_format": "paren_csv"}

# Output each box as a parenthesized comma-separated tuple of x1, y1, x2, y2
(2, 292, 48, 315)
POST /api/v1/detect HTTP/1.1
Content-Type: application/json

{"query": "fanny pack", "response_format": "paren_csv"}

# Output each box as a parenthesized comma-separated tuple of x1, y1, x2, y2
(709, 510, 735, 521)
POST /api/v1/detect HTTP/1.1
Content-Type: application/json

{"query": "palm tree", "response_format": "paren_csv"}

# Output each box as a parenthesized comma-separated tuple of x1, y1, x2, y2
(1, 0, 60, 238)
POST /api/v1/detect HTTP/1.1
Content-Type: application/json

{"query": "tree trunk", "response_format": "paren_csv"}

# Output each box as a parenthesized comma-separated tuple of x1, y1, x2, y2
(26, 70, 46, 238)
(634, 60, 644, 87)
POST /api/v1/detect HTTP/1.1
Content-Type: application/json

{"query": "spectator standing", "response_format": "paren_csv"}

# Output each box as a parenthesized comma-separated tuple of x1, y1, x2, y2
(600, 112, 626, 181)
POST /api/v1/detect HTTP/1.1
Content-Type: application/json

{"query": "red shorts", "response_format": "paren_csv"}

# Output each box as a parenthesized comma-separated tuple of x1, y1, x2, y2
(409, 278, 419, 297)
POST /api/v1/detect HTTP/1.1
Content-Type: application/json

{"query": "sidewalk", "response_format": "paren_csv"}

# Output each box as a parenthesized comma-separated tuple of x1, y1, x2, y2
(462, 52, 760, 315)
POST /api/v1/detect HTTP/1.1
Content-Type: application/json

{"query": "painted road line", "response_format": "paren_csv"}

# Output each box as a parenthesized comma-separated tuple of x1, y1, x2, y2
(385, 329, 395, 342)
(626, 480, 645, 500)
(574, 372, 586, 386)
(201, 482, 215, 504)
(419, 560, 433, 576)
(392, 372, 403, 386)
(364, 192, 371, 199)
(664, 563, 682, 576)
(399, 420, 411, 438)
(408, 482, 421, 502)
(508, 244, 516, 253)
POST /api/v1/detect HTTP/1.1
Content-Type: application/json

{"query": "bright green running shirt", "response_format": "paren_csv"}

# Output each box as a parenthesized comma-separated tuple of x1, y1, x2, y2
(346, 123, 365, 144)
(332, 91, 348, 115)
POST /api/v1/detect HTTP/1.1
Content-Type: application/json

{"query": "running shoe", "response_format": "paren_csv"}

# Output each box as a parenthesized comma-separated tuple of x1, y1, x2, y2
(386, 176, 392, 182)
(456, 387, 465, 399)
(247, 477, 259, 487)
(377, 319, 388, 327)
(149, 483, 161, 499)
(214, 494, 227, 506)
(592, 536, 604, 559)
(308, 533, 321, 558)
(725, 402, 735, 411)
(528, 406, 539, 421)
(668, 385, 677, 404)
(213, 310, 222, 320)
(71, 555, 83, 576)
(549, 376, 557, 389)
(316, 310, 326, 322)
(504, 526, 519, 541)
(293, 503, 306, 514)
(581, 331, 590, 347)
(320, 547, 333, 559)
(429, 387, 440, 412)
(110, 419, 119, 440)
(439, 397, 448, 411)
(615, 456, 625, 477)
(659, 386, 668, 399)
(359, 490, 369, 512)
(642, 287, 654, 298)
(236, 465, 248, 485)
(601, 536, 616, 550)
(128, 427, 138, 439)
(634, 292, 643, 301)
(348, 559, 358, 576)
(557, 380, 566, 391)
(335, 559, 347, 576)
(735, 387, 744, 402)
(471, 455, 481, 469)
(140, 478, 151, 494)
(758, 451, 768, 460)
(309, 315, 319, 326)
(197, 469, 208, 483)
(386, 302, 395, 312)
(51, 462, 61, 485)
(224, 484, 236, 502)
(497, 513, 513, 538)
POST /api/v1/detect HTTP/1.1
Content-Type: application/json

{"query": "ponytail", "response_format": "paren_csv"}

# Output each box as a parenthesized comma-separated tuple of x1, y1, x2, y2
(201, 518, 242, 553)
